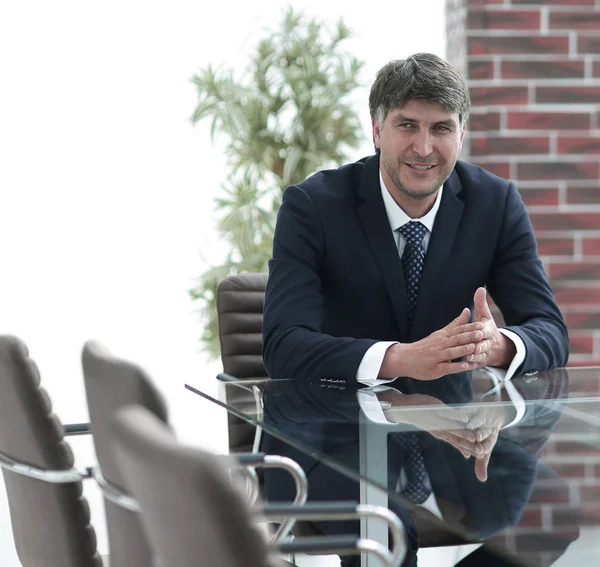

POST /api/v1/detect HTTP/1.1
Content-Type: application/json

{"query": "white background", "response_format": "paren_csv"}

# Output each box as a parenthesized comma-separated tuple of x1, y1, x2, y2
(0, 1, 445, 562)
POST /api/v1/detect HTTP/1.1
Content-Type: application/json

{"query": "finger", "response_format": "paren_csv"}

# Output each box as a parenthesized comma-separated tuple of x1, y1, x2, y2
(466, 412, 488, 430)
(475, 451, 492, 482)
(443, 342, 477, 362)
(444, 308, 470, 329)
(465, 351, 487, 364)
(445, 323, 484, 339)
(435, 431, 484, 456)
(480, 429, 499, 453)
(473, 339, 492, 355)
(473, 287, 493, 321)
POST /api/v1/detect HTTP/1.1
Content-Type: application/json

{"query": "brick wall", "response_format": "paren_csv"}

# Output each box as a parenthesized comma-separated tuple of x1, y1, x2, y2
(447, 0, 600, 365)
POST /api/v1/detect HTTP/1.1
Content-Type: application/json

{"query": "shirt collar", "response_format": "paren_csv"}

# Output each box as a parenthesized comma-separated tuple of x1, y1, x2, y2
(379, 170, 443, 233)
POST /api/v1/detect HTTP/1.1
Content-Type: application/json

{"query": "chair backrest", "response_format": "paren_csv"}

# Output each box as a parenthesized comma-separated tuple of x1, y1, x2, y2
(111, 405, 272, 567)
(81, 341, 169, 567)
(216, 273, 268, 453)
(0, 335, 101, 567)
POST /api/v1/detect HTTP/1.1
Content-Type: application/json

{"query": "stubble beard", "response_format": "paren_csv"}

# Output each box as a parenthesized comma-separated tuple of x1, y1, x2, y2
(382, 154, 447, 201)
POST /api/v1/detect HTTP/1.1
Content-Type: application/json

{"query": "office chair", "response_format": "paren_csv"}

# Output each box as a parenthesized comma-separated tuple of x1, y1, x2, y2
(111, 404, 406, 567)
(81, 340, 310, 565)
(0, 335, 102, 567)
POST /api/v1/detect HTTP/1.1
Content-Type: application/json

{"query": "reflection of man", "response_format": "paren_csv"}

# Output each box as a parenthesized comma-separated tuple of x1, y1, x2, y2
(263, 371, 578, 567)
(262, 53, 569, 566)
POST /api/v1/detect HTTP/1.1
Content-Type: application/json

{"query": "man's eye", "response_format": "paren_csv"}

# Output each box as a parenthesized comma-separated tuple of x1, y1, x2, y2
(435, 125, 450, 131)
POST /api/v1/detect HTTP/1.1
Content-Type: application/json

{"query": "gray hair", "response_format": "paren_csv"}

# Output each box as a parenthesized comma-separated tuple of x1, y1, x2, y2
(369, 53, 471, 127)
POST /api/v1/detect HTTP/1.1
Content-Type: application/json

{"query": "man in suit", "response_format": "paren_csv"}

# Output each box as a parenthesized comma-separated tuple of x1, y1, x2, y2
(262, 53, 569, 566)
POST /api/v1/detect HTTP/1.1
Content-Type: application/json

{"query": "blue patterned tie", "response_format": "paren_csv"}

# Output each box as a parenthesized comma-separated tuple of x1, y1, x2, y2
(398, 221, 428, 331)
(394, 220, 430, 504)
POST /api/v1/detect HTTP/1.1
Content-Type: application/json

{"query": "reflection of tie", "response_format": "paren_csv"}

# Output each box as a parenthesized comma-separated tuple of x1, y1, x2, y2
(395, 221, 430, 504)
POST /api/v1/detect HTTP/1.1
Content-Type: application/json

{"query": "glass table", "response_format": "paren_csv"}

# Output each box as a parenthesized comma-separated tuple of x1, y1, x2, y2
(186, 367, 600, 566)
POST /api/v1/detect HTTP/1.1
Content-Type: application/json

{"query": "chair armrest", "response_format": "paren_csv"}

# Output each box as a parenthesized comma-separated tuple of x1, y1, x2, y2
(90, 466, 140, 512)
(64, 422, 92, 436)
(0, 449, 91, 484)
(257, 502, 405, 567)
(232, 453, 308, 542)
(268, 535, 397, 567)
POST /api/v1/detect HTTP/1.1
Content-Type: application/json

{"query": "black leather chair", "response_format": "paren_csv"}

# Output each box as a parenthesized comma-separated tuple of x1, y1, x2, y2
(0, 335, 102, 567)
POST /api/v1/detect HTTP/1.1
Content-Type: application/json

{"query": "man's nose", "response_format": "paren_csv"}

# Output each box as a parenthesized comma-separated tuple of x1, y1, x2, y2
(412, 130, 433, 158)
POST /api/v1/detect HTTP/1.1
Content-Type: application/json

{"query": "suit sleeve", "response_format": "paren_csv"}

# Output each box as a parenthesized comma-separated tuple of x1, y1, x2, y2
(488, 182, 569, 374)
(262, 184, 378, 383)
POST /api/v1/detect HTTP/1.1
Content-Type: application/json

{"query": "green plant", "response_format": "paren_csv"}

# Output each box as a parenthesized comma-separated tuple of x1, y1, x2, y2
(190, 7, 365, 357)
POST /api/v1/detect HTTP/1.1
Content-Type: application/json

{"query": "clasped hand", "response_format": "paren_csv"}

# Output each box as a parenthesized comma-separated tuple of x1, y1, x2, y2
(380, 287, 515, 380)
(379, 391, 512, 482)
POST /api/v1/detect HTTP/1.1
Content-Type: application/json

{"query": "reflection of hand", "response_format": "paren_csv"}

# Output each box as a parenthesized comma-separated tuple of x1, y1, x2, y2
(464, 404, 514, 482)
(378, 391, 485, 460)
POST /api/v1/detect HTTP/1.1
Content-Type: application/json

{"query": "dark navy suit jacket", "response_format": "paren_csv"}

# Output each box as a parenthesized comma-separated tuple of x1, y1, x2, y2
(263, 154, 568, 395)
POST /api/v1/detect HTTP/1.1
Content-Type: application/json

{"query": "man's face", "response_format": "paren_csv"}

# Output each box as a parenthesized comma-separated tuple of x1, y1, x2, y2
(372, 99, 465, 203)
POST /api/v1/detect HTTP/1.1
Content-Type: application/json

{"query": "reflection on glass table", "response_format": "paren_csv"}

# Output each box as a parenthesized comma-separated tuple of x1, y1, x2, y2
(186, 366, 600, 566)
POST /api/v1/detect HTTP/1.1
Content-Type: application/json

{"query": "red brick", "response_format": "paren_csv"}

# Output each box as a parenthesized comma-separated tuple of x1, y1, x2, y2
(564, 311, 600, 330)
(469, 111, 501, 132)
(550, 463, 585, 479)
(552, 441, 600, 458)
(582, 505, 600, 526)
(468, 10, 541, 30)
(468, 59, 494, 80)
(536, 236, 573, 255)
(550, 11, 600, 30)
(531, 212, 600, 231)
(567, 186, 600, 205)
(554, 286, 600, 306)
(471, 161, 511, 178)
(529, 481, 572, 504)
(521, 188, 560, 207)
(569, 333, 595, 355)
(549, 262, 600, 281)
(517, 161, 599, 181)
(537, 86, 600, 104)
(551, 506, 586, 529)
(507, 111, 591, 130)
(519, 506, 543, 528)
(558, 136, 600, 155)
(578, 35, 600, 54)
(595, 464, 600, 477)
(583, 237, 600, 255)
(594, 61, 600, 79)
(580, 484, 600, 501)
(471, 86, 529, 106)
(471, 136, 550, 156)
(502, 60, 585, 80)
(468, 35, 569, 56)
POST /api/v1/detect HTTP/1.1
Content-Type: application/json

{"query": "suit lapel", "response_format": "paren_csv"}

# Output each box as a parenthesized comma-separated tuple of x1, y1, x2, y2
(356, 156, 409, 339)
(410, 170, 464, 340)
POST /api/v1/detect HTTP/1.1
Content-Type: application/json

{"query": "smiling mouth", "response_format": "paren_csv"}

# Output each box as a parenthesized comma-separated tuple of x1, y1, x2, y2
(406, 163, 437, 172)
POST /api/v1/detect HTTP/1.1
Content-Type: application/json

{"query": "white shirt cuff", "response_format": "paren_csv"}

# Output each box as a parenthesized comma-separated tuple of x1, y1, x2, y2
(483, 328, 527, 429)
(356, 387, 395, 424)
(356, 341, 399, 386)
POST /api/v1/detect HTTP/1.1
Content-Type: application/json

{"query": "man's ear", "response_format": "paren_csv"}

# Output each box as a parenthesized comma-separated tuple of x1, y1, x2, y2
(458, 121, 467, 152)
(372, 117, 381, 150)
